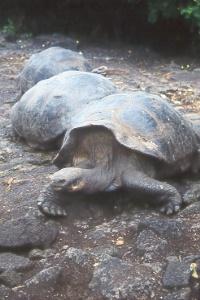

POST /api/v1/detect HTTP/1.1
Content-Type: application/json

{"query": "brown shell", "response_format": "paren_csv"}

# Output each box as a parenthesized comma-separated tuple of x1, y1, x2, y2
(54, 92, 199, 166)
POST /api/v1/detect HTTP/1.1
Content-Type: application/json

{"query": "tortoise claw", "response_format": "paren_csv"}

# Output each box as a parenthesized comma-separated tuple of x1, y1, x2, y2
(37, 185, 68, 217)
(38, 200, 67, 217)
(159, 200, 181, 215)
(174, 205, 180, 212)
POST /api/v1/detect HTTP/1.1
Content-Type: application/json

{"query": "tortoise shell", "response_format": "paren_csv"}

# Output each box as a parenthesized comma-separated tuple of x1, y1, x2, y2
(54, 92, 199, 166)
(18, 47, 91, 94)
(11, 71, 117, 149)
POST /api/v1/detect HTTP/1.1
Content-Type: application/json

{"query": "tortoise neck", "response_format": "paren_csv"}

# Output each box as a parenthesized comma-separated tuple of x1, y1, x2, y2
(83, 165, 115, 194)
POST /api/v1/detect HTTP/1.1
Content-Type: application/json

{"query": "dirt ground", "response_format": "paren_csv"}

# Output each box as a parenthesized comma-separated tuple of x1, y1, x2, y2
(1, 34, 200, 299)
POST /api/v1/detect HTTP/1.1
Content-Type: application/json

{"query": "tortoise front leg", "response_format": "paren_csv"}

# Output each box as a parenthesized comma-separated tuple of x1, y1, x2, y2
(121, 170, 182, 215)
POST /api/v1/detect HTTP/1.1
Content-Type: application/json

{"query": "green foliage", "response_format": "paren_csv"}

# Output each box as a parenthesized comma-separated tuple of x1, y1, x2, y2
(147, 0, 179, 23)
(147, 0, 200, 33)
(1, 18, 17, 36)
(128, 0, 200, 31)
(180, 1, 200, 29)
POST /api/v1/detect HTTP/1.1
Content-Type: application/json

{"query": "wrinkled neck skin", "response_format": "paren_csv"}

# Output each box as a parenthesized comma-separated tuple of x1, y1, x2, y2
(80, 166, 115, 194)
(73, 127, 116, 193)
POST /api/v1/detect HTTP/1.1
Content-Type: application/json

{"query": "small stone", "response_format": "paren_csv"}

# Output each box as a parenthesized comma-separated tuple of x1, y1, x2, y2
(136, 229, 167, 256)
(29, 249, 47, 260)
(166, 256, 179, 262)
(64, 247, 92, 267)
(91, 245, 121, 259)
(62, 245, 69, 250)
(138, 218, 184, 239)
(163, 261, 191, 288)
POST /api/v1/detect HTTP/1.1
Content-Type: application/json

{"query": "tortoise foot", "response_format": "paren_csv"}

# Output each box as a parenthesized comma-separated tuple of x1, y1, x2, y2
(37, 185, 67, 217)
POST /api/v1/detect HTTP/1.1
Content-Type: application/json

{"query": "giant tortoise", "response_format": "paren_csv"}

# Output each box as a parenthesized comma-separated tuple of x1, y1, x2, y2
(11, 71, 116, 150)
(37, 92, 200, 216)
(17, 47, 91, 95)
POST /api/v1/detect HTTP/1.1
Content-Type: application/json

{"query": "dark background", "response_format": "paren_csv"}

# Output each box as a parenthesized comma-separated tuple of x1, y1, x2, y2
(0, 0, 198, 54)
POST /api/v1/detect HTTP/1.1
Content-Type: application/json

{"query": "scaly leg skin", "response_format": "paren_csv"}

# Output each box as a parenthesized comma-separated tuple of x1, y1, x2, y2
(122, 170, 182, 215)
(37, 184, 68, 217)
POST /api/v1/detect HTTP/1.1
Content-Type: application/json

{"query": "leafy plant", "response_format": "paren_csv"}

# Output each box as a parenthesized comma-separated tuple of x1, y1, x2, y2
(147, 0, 179, 23)
(1, 18, 17, 36)
(128, 0, 200, 32)
(180, 1, 200, 29)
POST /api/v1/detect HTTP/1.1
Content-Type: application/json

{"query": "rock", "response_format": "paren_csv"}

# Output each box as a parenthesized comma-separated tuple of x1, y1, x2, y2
(18, 47, 91, 94)
(18, 266, 64, 300)
(138, 217, 184, 239)
(91, 245, 121, 259)
(64, 247, 92, 267)
(61, 247, 94, 285)
(146, 262, 163, 274)
(163, 261, 191, 288)
(183, 255, 200, 263)
(0, 285, 11, 298)
(180, 201, 200, 215)
(0, 253, 33, 272)
(87, 215, 138, 244)
(25, 266, 62, 289)
(179, 179, 200, 205)
(50, 247, 95, 292)
(0, 270, 23, 287)
(0, 217, 59, 250)
(87, 226, 110, 241)
(29, 249, 47, 260)
(29, 248, 55, 260)
(136, 229, 168, 258)
(163, 288, 191, 300)
(89, 257, 155, 299)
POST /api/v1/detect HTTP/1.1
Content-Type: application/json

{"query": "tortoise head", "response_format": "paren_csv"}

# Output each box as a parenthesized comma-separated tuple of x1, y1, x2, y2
(50, 167, 90, 193)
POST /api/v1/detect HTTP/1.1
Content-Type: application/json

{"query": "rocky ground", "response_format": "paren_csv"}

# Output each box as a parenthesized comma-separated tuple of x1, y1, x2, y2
(1, 33, 200, 299)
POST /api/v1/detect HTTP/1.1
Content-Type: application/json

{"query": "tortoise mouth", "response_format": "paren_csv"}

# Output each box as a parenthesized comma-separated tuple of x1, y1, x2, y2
(65, 180, 85, 192)
(51, 179, 85, 192)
